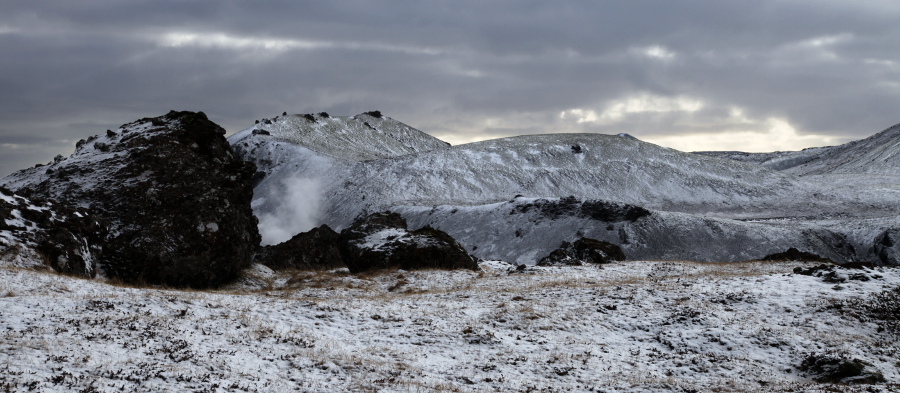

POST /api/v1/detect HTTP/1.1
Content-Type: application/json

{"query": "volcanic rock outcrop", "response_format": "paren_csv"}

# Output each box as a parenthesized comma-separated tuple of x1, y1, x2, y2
(254, 225, 343, 270)
(0, 187, 105, 276)
(537, 237, 626, 266)
(1, 111, 260, 288)
(874, 229, 899, 266)
(337, 212, 478, 273)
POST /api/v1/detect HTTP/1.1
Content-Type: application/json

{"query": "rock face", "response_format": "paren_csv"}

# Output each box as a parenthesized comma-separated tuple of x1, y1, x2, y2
(762, 248, 832, 263)
(873, 229, 899, 266)
(537, 238, 625, 266)
(1, 111, 260, 288)
(0, 187, 106, 276)
(337, 212, 478, 273)
(254, 225, 343, 270)
(512, 196, 650, 222)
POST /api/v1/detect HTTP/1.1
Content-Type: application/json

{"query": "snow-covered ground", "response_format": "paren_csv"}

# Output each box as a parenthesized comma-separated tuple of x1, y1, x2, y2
(1, 261, 897, 392)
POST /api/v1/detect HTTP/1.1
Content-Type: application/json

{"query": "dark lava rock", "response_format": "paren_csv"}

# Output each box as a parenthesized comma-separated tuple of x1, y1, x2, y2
(0, 187, 106, 277)
(252, 129, 271, 136)
(874, 228, 899, 266)
(793, 264, 834, 276)
(512, 196, 650, 222)
(254, 225, 344, 270)
(762, 248, 832, 263)
(338, 212, 478, 273)
(800, 353, 885, 384)
(0, 111, 260, 288)
(362, 110, 383, 118)
(537, 238, 625, 266)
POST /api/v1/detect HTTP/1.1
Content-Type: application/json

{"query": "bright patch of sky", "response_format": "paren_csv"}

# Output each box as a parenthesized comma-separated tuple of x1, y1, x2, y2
(644, 116, 847, 152)
(560, 94, 703, 125)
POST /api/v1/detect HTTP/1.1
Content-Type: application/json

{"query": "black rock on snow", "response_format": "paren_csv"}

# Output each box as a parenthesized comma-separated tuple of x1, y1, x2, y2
(254, 225, 344, 270)
(338, 212, 478, 274)
(761, 248, 832, 263)
(0, 187, 106, 276)
(511, 196, 650, 222)
(873, 228, 899, 266)
(537, 238, 626, 266)
(1, 111, 261, 288)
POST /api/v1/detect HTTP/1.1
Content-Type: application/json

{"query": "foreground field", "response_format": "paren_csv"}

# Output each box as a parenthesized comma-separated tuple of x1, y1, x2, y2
(1, 261, 898, 392)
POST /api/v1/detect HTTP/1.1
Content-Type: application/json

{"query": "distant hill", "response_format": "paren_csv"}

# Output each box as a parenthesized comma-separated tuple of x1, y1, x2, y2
(227, 113, 900, 263)
(234, 111, 450, 163)
(696, 122, 900, 176)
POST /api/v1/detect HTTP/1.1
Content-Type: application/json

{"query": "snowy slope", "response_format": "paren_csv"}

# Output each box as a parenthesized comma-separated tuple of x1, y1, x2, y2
(697, 122, 900, 176)
(231, 116, 900, 262)
(238, 130, 832, 230)
(394, 197, 859, 264)
(1, 262, 898, 392)
(236, 111, 451, 163)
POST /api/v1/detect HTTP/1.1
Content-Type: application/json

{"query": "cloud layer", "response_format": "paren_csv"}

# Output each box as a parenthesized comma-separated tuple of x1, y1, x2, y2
(1, 1, 899, 175)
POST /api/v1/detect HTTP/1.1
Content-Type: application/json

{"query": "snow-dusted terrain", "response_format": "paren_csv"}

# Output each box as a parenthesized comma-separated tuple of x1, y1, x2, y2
(696, 122, 900, 176)
(3, 111, 900, 392)
(1, 261, 898, 392)
(229, 114, 900, 264)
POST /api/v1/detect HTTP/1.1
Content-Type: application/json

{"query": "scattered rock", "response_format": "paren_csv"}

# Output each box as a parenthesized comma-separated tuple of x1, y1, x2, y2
(874, 228, 899, 265)
(800, 353, 885, 384)
(763, 248, 832, 263)
(537, 237, 625, 266)
(363, 110, 383, 118)
(254, 225, 344, 270)
(793, 264, 834, 276)
(1, 111, 260, 288)
(338, 212, 478, 273)
(251, 129, 271, 136)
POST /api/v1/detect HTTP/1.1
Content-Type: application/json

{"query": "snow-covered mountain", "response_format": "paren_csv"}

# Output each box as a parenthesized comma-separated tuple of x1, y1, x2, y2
(229, 113, 900, 264)
(696, 122, 900, 176)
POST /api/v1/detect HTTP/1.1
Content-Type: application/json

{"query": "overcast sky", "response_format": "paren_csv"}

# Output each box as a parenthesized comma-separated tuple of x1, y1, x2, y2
(1, 1, 899, 176)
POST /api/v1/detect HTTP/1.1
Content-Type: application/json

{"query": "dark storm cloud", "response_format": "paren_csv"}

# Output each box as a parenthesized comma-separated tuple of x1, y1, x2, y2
(1, 0, 899, 175)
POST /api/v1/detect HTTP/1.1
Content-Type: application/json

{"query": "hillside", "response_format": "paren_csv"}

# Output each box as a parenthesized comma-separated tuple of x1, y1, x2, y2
(230, 115, 900, 263)
(234, 128, 825, 228)
(696, 122, 900, 176)
(237, 111, 450, 162)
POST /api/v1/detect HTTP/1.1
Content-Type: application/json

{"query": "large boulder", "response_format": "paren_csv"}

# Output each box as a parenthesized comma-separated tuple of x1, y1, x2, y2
(873, 229, 899, 266)
(0, 187, 106, 276)
(1, 111, 260, 288)
(338, 212, 478, 273)
(254, 225, 344, 270)
(537, 237, 625, 266)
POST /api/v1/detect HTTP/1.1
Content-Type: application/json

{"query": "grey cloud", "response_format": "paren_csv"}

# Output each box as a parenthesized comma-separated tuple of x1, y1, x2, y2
(0, 1, 899, 175)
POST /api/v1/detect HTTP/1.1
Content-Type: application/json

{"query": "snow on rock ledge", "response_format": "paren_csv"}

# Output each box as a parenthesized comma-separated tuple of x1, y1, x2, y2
(0, 111, 261, 288)
(337, 212, 478, 273)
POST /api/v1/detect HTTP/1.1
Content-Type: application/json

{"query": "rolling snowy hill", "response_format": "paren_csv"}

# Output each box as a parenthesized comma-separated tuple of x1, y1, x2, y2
(230, 113, 900, 264)
(696, 122, 900, 176)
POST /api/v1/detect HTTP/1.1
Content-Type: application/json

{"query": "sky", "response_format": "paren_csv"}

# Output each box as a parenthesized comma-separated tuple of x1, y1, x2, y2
(1, 1, 899, 177)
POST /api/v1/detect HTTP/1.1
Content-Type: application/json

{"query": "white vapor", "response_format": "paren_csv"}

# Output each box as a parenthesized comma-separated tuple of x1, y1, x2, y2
(257, 177, 324, 246)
